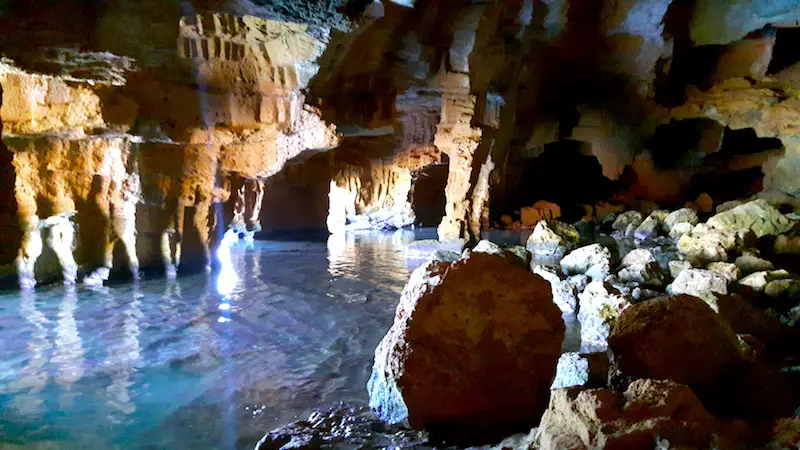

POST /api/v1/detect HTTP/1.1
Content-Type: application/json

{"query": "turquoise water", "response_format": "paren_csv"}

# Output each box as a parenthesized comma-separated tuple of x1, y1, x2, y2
(0, 230, 433, 449)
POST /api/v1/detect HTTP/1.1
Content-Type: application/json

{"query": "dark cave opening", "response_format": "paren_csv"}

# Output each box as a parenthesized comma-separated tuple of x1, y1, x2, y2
(646, 118, 722, 169)
(767, 26, 800, 75)
(718, 127, 784, 155)
(412, 156, 449, 227)
(505, 140, 613, 222)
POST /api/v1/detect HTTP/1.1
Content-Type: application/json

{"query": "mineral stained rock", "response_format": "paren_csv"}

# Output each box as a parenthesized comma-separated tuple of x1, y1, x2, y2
(368, 252, 564, 443)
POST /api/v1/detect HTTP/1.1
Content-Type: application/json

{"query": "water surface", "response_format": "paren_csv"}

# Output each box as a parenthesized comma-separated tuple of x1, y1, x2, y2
(0, 230, 433, 449)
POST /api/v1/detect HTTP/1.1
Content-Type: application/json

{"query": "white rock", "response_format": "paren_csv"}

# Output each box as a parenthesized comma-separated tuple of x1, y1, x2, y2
(577, 281, 632, 347)
(560, 244, 612, 276)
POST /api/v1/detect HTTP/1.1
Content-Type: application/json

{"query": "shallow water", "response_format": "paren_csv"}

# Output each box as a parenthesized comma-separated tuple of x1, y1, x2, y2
(0, 230, 437, 449)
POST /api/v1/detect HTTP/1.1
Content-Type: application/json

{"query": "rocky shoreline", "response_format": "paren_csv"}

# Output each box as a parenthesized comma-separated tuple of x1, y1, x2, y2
(257, 198, 800, 450)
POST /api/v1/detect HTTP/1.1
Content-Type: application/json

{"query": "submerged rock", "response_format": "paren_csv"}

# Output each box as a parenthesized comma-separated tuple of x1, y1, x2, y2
(368, 252, 564, 443)
(255, 402, 431, 450)
(707, 199, 794, 238)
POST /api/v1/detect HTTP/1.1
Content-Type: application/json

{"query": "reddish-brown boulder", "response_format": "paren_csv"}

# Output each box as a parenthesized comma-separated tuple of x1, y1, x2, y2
(368, 252, 564, 443)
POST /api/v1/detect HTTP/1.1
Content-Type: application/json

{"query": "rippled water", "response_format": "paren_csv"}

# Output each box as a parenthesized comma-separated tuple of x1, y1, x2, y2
(0, 230, 436, 449)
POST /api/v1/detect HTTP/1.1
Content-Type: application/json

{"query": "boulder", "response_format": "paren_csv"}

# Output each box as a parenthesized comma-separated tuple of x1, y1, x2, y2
(734, 253, 774, 275)
(716, 200, 743, 214)
(521, 200, 561, 227)
(368, 252, 564, 442)
(533, 265, 579, 314)
(633, 215, 659, 240)
(550, 352, 610, 390)
(612, 211, 643, 232)
(577, 281, 633, 347)
(706, 262, 741, 282)
(568, 274, 591, 293)
(739, 270, 793, 292)
(677, 225, 755, 266)
(608, 295, 742, 389)
(669, 269, 729, 310)
(471, 240, 530, 268)
(669, 260, 692, 278)
(669, 221, 694, 239)
(585, 259, 612, 281)
(774, 234, 800, 255)
(560, 244, 612, 276)
(765, 279, 800, 300)
(664, 208, 699, 232)
(526, 220, 580, 258)
(617, 249, 664, 287)
(693, 193, 714, 213)
(537, 379, 755, 450)
(707, 199, 794, 238)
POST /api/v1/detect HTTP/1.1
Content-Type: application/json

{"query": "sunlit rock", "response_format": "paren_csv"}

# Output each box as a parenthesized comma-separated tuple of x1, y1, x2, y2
(368, 252, 564, 442)
(577, 281, 632, 348)
(707, 199, 794, 238)
(560, 244, 612, 277)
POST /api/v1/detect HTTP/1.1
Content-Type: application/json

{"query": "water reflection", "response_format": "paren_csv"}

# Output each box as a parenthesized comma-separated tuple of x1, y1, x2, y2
(0, 231, 435, 449)
(10, 290, 50, 417)
(104, 283, 143, 423)
(52, 286, 85, 409)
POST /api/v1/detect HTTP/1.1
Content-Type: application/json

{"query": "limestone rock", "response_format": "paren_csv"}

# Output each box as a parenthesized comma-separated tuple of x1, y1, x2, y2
(537, 379, 753, 450)
(533, 265, 578, 314)
(617, 249, 664, 287)
(739, 270, 793, 292)
(706, 262, 741, 282)
(734, 253, 774, 275)
(608, 295, 742, 388)
(471, 240, 530, 268)
(526, 220, 580, 258)
(716, 200, 743, 214)
(707, 199, 794, 238)
(585, 259, 612, 281)
(664, 208, 699, 232)
(633, 215, 659, 240)
(669, 260, 692, 278)
(774, 234, 800, 255)
(677, 225, 755, 266)
(669, 221, 694, 239)
(550, 352, 609, 390)
(368, 252, 564, 441)
(669, 269, 729, 310)
(577, 281, 633, 347)
(568, 274, 591, 293)
(520, 201, 561, 227)
(612, 211, 643, 232)
(560, 244, 612, 276)
(765, 279, 800, 300)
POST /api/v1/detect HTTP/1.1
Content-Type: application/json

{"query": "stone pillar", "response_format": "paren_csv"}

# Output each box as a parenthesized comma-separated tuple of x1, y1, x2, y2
(0, 83, 22, 267)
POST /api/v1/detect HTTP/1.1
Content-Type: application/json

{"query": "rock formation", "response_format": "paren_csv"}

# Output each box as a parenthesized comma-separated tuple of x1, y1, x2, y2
(367, 251, 564, 444)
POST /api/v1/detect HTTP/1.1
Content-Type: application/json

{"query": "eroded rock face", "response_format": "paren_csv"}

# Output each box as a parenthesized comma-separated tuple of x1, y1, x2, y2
(368, 252, 564, 443)
(537, 379, 755, 450)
